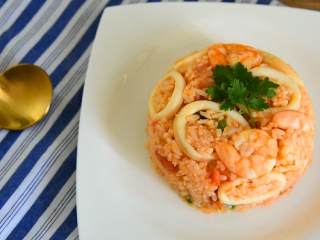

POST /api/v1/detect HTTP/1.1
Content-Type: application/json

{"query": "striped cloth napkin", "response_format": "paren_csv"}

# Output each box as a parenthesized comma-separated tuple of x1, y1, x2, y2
(0, 0, 281, 239)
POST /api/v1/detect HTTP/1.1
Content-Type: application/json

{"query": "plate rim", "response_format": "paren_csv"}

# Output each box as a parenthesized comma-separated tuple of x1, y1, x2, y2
(76, 3, 320, 239)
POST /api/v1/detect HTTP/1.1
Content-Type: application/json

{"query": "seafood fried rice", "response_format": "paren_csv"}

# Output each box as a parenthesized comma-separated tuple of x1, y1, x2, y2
(147, 43, 315, 212)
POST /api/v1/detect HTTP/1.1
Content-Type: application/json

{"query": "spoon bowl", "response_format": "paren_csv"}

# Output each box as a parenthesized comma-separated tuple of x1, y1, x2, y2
(0, 64, 53, 130)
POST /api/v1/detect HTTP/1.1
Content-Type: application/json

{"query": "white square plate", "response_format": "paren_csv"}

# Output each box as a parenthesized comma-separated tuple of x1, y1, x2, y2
(77, 3, 320, 239)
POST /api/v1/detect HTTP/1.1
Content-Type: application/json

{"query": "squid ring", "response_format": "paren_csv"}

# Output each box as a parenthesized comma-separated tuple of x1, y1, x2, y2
(251, 66, 301, 111)
(149, 71, 185, 119)
(173, 100, 249, 160)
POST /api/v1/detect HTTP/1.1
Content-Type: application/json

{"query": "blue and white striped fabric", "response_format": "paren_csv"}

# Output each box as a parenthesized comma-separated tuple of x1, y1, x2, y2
(0, 0, 281, 239)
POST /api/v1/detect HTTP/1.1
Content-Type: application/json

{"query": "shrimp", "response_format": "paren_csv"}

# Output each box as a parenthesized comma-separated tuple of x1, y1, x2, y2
(276, 130, 308, 173)
(218, 173, 286, 205)
(207, 43, 263, 69)
(215, 129, 278, 179)
(268, 110, 311, 131)
(264, 110, 313, 187)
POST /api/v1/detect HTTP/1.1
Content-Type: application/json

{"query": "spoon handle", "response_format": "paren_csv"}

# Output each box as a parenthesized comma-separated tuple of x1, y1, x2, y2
(280, 0, 320, 10)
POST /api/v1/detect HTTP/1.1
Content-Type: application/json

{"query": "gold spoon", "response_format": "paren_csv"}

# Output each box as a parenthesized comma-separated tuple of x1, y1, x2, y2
(0, 64, 53, 130)
(280, 0, 320, 11)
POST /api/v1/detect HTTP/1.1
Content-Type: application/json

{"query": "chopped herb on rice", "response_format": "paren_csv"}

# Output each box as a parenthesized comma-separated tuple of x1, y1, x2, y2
(185, 195, 193, 204)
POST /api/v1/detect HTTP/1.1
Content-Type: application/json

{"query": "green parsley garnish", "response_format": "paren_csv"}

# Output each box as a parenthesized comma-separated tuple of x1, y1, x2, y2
(206, 63, 279, 113)
(185, 195, 193, 204)
(225, 204, 236, 210)
(217, 119, 227, 131)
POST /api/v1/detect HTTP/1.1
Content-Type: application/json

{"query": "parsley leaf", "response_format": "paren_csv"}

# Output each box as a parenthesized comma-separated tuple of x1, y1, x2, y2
(227, 79, 247, 105)
(217, 119, 227, 131)
(185, 195, 193, 204)
(225, 204, 237, 210)
(247, 96, 269, 111)
(214, 65, 234, 85)
(206, 63, 278, 113)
